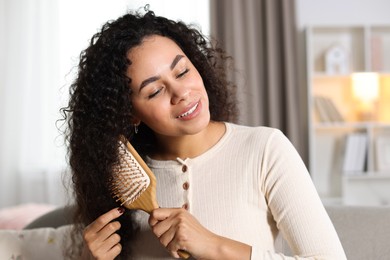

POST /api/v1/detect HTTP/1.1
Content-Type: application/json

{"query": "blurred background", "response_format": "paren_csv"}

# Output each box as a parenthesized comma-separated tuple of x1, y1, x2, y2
(1, 0, 390, 219)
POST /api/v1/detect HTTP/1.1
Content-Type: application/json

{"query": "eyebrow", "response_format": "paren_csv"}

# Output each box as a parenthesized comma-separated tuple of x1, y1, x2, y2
(139, 54, 185, 92)
(170, 54, 184, 70)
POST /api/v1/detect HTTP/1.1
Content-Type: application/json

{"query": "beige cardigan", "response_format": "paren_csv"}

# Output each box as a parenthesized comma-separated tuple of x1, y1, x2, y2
(131, 123, 346, 259)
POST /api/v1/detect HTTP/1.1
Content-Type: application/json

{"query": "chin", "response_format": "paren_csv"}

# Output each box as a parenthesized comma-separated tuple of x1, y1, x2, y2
(192, 114, 211, 133)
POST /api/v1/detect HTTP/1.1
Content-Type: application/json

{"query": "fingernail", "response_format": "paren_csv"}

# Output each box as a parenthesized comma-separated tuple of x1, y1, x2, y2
(118, 207, 125, 214)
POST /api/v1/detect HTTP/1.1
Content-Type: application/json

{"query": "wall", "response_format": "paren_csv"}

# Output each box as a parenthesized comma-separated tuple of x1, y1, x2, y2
(59, 0, 210, 98)
(296, 0, 390, 27)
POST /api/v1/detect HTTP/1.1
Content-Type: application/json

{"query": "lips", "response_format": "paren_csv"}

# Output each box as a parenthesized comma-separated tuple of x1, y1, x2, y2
(177, 102, 199, 119)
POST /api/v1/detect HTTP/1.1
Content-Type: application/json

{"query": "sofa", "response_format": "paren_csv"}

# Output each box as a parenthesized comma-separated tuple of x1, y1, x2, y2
(321, 206, 390, 259)
(277, 205, 390, 259)
(1, 205, 390, 259)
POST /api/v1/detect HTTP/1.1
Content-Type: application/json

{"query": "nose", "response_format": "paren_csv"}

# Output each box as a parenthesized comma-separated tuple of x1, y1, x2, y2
(170, 83, 190, 105)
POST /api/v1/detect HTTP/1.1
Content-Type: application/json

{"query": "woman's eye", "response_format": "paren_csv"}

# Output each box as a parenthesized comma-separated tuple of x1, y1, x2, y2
(176, 68, 189, 78)
(148, 88, 162, 99)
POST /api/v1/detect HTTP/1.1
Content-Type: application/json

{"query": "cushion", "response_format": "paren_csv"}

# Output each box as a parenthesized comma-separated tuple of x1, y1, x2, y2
(0, 224, 72, 259)
(0, 203, 56, 230)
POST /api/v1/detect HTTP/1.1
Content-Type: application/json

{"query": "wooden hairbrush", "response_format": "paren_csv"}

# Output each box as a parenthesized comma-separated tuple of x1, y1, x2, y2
(110, 136, 191, 259)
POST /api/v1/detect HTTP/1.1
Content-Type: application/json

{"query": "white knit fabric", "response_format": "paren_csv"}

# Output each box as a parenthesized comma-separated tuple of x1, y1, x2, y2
(131, 123, 346, 259)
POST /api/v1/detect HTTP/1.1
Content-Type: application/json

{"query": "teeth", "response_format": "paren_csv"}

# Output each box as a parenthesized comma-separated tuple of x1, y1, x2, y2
(178, 103, 198, 118)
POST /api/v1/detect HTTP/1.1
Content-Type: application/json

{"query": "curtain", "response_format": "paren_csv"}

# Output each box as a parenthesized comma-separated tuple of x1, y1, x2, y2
(0, 0, 69, 208)
(210, 0, 307, 162)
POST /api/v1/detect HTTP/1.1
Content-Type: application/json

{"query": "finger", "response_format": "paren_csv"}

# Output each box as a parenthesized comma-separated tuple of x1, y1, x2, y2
(166, 238, 182, 259)
(85, 222, 121, 254)
(154, 221, 176, 246)
(94, 232, 121, 256)
(151, 210, 190, 248)
(94, 241, 122, 260)
(106, 242, 122, 259)
(83, 207, 124, 249)
(96, 221, 121, 243)
(149, 208, 172, 226)
(150, 210, 183, 240)
(86, 207, 125, 234)
(152, 208, 189, 233)
(162, 222, 190, 249)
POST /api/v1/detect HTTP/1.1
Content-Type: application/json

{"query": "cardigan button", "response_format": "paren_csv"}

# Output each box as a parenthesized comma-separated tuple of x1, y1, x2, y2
(182, 165, 188, 172)
(182, 203, 189, 210)
(182, 182, 189, 190)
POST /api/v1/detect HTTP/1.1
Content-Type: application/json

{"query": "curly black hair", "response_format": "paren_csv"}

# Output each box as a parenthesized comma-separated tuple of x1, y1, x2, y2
(61, 10, 237, 258)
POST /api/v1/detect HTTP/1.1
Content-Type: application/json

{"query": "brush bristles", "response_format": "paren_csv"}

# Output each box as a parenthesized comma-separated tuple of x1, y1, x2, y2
(110, 141, 150, 208)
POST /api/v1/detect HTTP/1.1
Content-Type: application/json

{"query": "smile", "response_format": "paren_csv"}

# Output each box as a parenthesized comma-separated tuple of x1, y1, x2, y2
(177, 102, 199, 118)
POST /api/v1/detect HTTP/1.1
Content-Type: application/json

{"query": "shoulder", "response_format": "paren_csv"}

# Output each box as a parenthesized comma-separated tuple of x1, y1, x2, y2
(225, 122, 285, 143)
(224, 122, 295, 157)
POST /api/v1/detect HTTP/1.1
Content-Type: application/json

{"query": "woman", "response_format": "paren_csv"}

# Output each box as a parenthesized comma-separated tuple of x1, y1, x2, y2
(62, 10, 346, 260)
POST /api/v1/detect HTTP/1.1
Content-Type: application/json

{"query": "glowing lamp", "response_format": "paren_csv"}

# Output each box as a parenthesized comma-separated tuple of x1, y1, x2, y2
(351, 72, 380, 121)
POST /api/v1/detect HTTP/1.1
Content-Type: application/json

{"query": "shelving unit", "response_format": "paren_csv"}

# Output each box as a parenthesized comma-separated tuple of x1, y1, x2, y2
(306, 25, 390, 206)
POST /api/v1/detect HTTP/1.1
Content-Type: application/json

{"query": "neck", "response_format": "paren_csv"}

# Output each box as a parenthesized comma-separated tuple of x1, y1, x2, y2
(151, 121, 225, 160)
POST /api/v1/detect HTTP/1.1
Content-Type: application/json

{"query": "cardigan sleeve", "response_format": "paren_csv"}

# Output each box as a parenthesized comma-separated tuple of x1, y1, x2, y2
(252, 129, 346, 259)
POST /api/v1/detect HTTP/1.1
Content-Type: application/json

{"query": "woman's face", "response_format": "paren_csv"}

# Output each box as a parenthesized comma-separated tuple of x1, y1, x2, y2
(127, 35, 210, 138)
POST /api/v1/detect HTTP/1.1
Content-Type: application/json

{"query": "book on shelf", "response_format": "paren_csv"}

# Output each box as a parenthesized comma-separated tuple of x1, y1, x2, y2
(371, 35, 383, 72)
(375, 136, 390, 172)
(314, 96, 344, 123)
(342, 132, 368, 175)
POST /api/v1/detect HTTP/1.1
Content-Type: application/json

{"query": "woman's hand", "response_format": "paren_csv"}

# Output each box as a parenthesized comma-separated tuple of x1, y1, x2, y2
(149, 208, 215, 259)
(148, 208, 251, 259)
(81, 207, 125, 260)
